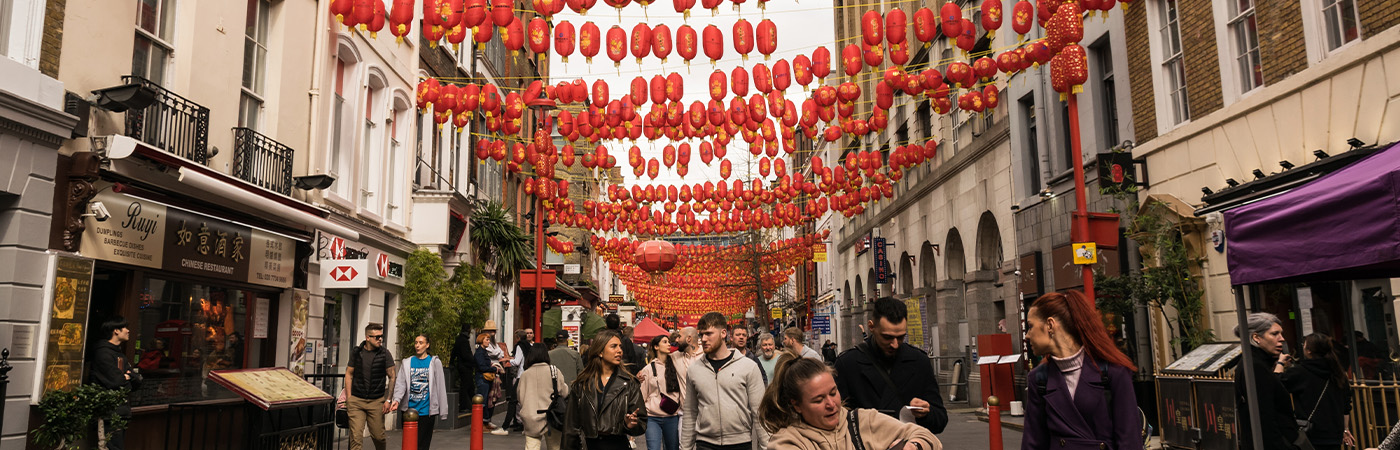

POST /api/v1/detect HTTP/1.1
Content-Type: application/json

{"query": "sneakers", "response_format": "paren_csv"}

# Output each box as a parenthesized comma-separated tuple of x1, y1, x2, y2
(489, 427, 509, 436)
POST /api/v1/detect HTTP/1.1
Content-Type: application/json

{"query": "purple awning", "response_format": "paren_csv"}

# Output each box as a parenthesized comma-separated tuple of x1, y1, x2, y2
(1225, 142, 1400, 285)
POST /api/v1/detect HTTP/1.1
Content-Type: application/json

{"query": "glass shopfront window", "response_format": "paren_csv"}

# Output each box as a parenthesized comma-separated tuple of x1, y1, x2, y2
(128, 276, 271, 406)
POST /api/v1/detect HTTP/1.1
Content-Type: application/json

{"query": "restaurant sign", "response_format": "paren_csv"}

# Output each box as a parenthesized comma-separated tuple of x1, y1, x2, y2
(32, 253, 95, 403)
(80, 188, 295, 288)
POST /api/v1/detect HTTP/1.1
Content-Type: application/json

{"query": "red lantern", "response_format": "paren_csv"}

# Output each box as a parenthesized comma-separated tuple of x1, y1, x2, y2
(756, 19, 777, 60)
(350, 0, 374, 30)
(793, 55, 813, 88)
(731, 66, 749, 97)
(606, 25, 627, 67)
(946, 61, 974, 88)
(1051, 43, 1087, 98)
(983, 84, 1000, 110)
(772, 59, 792, 91)
(708, 70, 728, 101)
(423, 20, 446, 47)
(886, 8, 907, 45)
(369, 0, 387, 35)
(528, 18, 550, 55)
(982, 0, 1003, 39)
(631, 23, 652, 64)
(913, 7, 937, 47)
(473, 21, 494, 48)
(733, 19, 754, 61)
(875, 82, 894, 110)
(592, 79, 609, 107)
(720, 159, 732, 179)
(677, 25, 698, 67)
(862, 41, 883, 67)
(973, 57, 997, 81)
(631, 77, 648, 106)
(652, 24, 672, 62)
(633, 240, 678, 273)
(331, 0, 354, 25)
(504, 18, 525, 55)
(554, 21, 576, 62)
(1026, 40, 1051, 67)
(1036, 0, 1054, 27)
(841, 44, 862, 78)
(416, 78, 440, 110)
(956, 21, 977, 54)
(889, 42, 909, 66)
(491, 0, 513, 28)
(1012, 0, 1034, 38)
(666, 73, 684, 102)
(861, 10, 883, 47)
(461, 0, 485, 30)
(647, 75, 665, 104)
(753, 63, 772, 93)
(811, 46, 832, 82)
(389, 0, 413, 43)
(579, 22, 600, 63)
(941, 2, 964, 44)
(673, 0, 695, 17)
(566, 0, 596, 14)
(703, 25, 724, 64)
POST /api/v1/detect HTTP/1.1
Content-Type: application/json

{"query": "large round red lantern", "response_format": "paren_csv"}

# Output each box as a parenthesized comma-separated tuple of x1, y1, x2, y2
(983, 84, 1000, 110)
(1051, 43, 1087, 99)
(973, 57, 997, 82)
(634, 240, 678, 273)
(666, 73, 684, 102)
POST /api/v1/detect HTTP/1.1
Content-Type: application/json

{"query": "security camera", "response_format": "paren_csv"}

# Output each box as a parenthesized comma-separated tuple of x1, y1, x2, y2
(1014, 269, 1022, 277)
(85, 201, 111, 222)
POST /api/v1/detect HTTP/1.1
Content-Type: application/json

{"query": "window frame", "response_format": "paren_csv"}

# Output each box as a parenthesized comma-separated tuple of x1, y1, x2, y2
(1300, 0, 1362, 64)
(326, 38, 363, 208)
(1145, 0, 1190, 133)
(133, 0, 177, 86)
(1018, 94, 1042, 199)
(1211, 0, 1263, 105)
(358, 73, 388, 221)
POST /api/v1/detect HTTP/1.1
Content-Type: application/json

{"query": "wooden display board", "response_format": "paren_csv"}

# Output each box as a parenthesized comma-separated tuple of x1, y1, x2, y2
(209, 367, 333, 410)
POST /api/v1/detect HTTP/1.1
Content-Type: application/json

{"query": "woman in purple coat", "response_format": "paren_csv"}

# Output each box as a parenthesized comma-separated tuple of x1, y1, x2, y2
(1021, 291, 1143, 450)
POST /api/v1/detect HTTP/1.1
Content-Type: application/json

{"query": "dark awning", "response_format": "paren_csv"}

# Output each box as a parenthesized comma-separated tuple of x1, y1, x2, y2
(1225, 141, 1400, 285)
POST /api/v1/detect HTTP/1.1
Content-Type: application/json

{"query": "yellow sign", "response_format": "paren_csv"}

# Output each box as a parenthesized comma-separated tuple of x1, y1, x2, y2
(770, 308, 783, 319)
(812, 244, 827, 262)
(1072, 243, 1098, 265)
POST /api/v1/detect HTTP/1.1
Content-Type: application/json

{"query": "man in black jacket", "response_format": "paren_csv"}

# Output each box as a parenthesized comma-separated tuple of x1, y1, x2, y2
(452, 324, 476, 413)
(834, 297, 948, 434)
(89, 316, 136, 450)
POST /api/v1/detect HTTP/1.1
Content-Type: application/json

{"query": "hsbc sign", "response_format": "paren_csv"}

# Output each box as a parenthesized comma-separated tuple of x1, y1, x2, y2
(321, 260, 369, 289)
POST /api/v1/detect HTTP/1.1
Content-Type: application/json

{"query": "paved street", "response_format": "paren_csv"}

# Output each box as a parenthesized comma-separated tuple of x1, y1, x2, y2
(369, 406, 1022, 450)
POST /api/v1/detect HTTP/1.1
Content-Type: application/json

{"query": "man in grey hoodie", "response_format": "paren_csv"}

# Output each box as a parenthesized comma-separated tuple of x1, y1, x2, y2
(681, 312, 767, 450)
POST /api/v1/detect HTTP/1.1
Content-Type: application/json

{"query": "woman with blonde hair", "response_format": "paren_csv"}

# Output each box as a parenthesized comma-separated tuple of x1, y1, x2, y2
(761, 357, 940, 450)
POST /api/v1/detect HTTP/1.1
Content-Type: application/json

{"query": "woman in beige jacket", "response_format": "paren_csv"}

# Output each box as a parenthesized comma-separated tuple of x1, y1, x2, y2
(760, 358, 941, 450)
(518, 343, 569, 450)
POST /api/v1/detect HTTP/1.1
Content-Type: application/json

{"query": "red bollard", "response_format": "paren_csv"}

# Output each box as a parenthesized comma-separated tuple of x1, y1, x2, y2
(471, 394, 484, 450)
(402, 409, 419, 450)
(987, 396, 1003, 450)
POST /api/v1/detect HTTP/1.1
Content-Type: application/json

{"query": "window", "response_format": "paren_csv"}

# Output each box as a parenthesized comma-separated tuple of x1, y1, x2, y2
(330, 59, 356, 199)
(361, 82, 386, 215)
(1320, 0, 1359, 51)
(1228, 0, 1262, 93)
(134, 0, 176, 85)
(0, 0, 10, 58)
(1094, 42, 1120, 149)
(386, 102, 408, 223)
(1020, 96, 1041, 197)
(1157, 0, 1189, 125)
(127, 276, 268, 407)
(239, 0, 270, 129)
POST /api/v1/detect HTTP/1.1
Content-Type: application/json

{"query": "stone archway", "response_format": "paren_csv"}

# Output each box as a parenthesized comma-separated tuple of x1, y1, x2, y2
(975, 212, 1003, 271)
(898, 251, 914, 297)
(920, 242, 938, 289)
(969, 211, 1008, 355)
(937, 229, 967, 357)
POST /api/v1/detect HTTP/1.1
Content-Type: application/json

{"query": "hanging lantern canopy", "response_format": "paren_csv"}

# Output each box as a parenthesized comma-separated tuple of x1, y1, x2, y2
(555, 21, 576, 62)
(756, 19, 777, 60)
(703, 25, 724, 64)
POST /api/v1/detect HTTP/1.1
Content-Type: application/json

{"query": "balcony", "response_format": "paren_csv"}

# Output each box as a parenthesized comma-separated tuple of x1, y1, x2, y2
(233, 127, 295, 195)
(123, 75, 211, 164)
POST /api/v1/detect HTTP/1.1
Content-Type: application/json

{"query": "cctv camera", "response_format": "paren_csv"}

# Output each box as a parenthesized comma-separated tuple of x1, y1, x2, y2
(1014, 269, 1022, 277)
(87, 201, 111, 222)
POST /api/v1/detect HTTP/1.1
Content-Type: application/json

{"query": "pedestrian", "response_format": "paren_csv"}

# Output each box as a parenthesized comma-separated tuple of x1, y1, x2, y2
(761, 358, 940, 450)
(781, 328, 822, 362)
(821, 340, 837, 366)
(89, 316, 138, 450)
(682, 312, 767, 450)
(476, 333, 508, 435)
(673, 326, 704, 373)
(754, 333, 781, 385)
(1234, 312, 1301, 450)
(730, 326, 768, 383)
(519, 343, 569, 450)
(1022, 291, 1141, 450)
(1370, 419, 1400, 450)
(1282, 333, 1355, 450)
(484, 320, 505, 359)
(606, 313, 646, 375)
(504, 329, 535, 432)
(834, 297, 948, 435)
(453, 324, 477, 413)
(391, 335, 448, 449)
(549, 330, 583, 384)
(344, 323, 396, 450)
(562, 329, 647, 450)
(642, 335, 685, 450)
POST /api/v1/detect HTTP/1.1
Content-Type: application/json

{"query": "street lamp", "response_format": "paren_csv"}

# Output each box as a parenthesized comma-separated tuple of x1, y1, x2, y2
(526, 87, 557, 344)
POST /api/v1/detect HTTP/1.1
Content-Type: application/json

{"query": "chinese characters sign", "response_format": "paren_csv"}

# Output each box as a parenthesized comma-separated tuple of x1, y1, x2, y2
(81, 188, 294, 288)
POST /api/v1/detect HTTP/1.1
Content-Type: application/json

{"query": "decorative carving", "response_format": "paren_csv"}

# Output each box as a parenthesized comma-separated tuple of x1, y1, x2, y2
(61, 178, 97, 252)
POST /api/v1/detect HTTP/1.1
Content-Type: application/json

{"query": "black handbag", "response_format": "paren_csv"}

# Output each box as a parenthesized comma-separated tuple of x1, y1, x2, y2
(542, 367, 568, 431)
(335, 408, 350, 428)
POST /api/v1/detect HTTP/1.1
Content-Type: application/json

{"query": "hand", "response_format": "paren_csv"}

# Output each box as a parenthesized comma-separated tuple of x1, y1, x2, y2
(1343, 430, 1356, 447)
(909, 398, 930, 418)
(635, 370, 648, 382)
(624, 408, 641, 428)
(390, 401, 400, 411)
(383, 400, 394, 413)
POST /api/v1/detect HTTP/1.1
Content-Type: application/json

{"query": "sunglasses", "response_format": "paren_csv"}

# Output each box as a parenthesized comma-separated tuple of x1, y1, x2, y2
(368, 335, 384, 340)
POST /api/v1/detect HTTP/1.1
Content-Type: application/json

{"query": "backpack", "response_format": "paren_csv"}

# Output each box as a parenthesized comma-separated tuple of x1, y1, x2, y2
(1032, 363, 1151, 448)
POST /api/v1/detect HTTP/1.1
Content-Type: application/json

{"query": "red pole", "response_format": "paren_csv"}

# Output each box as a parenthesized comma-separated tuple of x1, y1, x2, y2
(534, 110, 546, 344)
(987, 396, 1003, 450)
(402, 410, 419, 450)
(471, 395, 484, 450)
(1066, 93, 1094, 301)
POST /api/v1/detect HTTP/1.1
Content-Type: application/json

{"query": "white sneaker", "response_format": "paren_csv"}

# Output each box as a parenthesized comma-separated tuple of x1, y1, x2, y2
(490, 427, 509, 436)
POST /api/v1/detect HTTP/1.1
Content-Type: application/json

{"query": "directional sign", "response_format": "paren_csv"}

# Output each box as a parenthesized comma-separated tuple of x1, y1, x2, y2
(322, 260, 368, 288)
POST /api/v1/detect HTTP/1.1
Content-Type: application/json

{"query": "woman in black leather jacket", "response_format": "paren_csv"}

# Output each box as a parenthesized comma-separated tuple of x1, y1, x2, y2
(563, 329, 647, 450)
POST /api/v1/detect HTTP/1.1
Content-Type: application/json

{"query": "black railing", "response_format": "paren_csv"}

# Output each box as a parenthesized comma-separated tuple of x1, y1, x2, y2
(123, 75, 211, 164)
(304, 373, 351, 450)
(233, 127, 295, 195)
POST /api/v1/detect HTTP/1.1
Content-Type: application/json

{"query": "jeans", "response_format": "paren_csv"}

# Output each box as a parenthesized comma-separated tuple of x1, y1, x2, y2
(474, 376, 494, 421)
(502, 372, 521, 428)
(347, 395, 387, 450)
(646, 415, 680, 450)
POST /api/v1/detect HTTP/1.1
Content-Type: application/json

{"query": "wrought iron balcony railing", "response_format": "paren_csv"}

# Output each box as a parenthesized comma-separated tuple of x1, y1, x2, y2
(122, 75, 211, 164)
(233, 127, 295, 195)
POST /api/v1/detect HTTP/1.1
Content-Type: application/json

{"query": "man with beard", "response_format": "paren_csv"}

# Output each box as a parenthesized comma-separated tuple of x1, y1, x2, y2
(835, 297, 948, 434)
(729, 326, 766, 382)
(672, 326, 704, 373)
(682, 313, 767, 450)
(753, 333, 780, 385)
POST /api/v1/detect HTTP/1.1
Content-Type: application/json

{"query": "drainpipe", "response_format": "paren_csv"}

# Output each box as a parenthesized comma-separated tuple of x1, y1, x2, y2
(306, 0, 332, 177)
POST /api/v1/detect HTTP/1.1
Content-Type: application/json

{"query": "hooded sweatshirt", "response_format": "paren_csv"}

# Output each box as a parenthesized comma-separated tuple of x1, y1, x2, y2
(681, 349, 768, 450)
(1281, 357, 1353, 446)
(767, 408, 942, 450)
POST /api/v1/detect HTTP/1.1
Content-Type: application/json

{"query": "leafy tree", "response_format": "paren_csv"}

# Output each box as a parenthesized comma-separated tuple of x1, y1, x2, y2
(399, 249, 496, 362)
(450, 263, 495, 342)
(470, 201, 532, 283)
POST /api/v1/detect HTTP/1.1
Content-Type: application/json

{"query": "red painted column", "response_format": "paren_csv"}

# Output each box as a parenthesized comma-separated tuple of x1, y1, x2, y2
(471, 395, 484, 450)
(987, 396, 1003, 450)
(401, 410, 419, 450)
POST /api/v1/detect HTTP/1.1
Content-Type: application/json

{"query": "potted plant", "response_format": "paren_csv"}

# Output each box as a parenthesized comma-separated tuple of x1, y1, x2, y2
(32, 385, 130, 449)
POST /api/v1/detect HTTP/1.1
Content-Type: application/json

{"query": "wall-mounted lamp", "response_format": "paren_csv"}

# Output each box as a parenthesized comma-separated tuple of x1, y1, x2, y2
(294, 174, 337, 190)
(89, 83, 157, 112)
(1313, 150, 1330, 159)
(1348, 138, 1366, 148)
(1279, 160, 1294, 170)
(1038, 187, 1054, 199)
(1252, 169, 1267, 179)
(1225, 178, 1240, 187)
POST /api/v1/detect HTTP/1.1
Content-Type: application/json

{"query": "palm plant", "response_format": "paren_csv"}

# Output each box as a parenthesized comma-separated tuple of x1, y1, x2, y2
(470, 200, 532, 283)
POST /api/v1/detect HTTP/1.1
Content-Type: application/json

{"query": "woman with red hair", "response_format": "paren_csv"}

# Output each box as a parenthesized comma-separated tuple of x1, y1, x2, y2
(1021, 291, 1143, 450)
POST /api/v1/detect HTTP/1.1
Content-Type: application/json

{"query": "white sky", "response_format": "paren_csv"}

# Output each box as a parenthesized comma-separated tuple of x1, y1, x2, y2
(547, 0, 836, 191)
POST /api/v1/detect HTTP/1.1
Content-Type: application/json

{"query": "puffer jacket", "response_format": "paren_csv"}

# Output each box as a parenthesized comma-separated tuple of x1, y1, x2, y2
(562, 369, 647, 449)
(349, 342, 394, 399)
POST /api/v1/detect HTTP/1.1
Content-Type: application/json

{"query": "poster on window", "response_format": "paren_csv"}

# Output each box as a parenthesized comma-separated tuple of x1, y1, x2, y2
(288, 290, 310, 376)
(32, 253, 95, 403)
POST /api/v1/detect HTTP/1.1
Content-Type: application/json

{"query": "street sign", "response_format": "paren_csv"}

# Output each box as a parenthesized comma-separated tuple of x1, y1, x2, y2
(770, 307, 782, 319)
(812, 244, 827, 262)
(1072, 242, 1097, 265)
(811, 315, 831, 334)
(873, 237, 889, 283)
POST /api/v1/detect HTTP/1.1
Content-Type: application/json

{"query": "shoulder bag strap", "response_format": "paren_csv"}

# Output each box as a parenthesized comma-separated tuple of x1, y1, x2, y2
(847, 409, 867, 450)
(1307, 382, 1329, 422)
(549, 366, 560, 399)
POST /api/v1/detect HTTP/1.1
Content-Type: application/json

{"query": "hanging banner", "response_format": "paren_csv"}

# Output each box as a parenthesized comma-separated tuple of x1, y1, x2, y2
(903, 297, 926, 350)
(33, 253, 96, 403)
